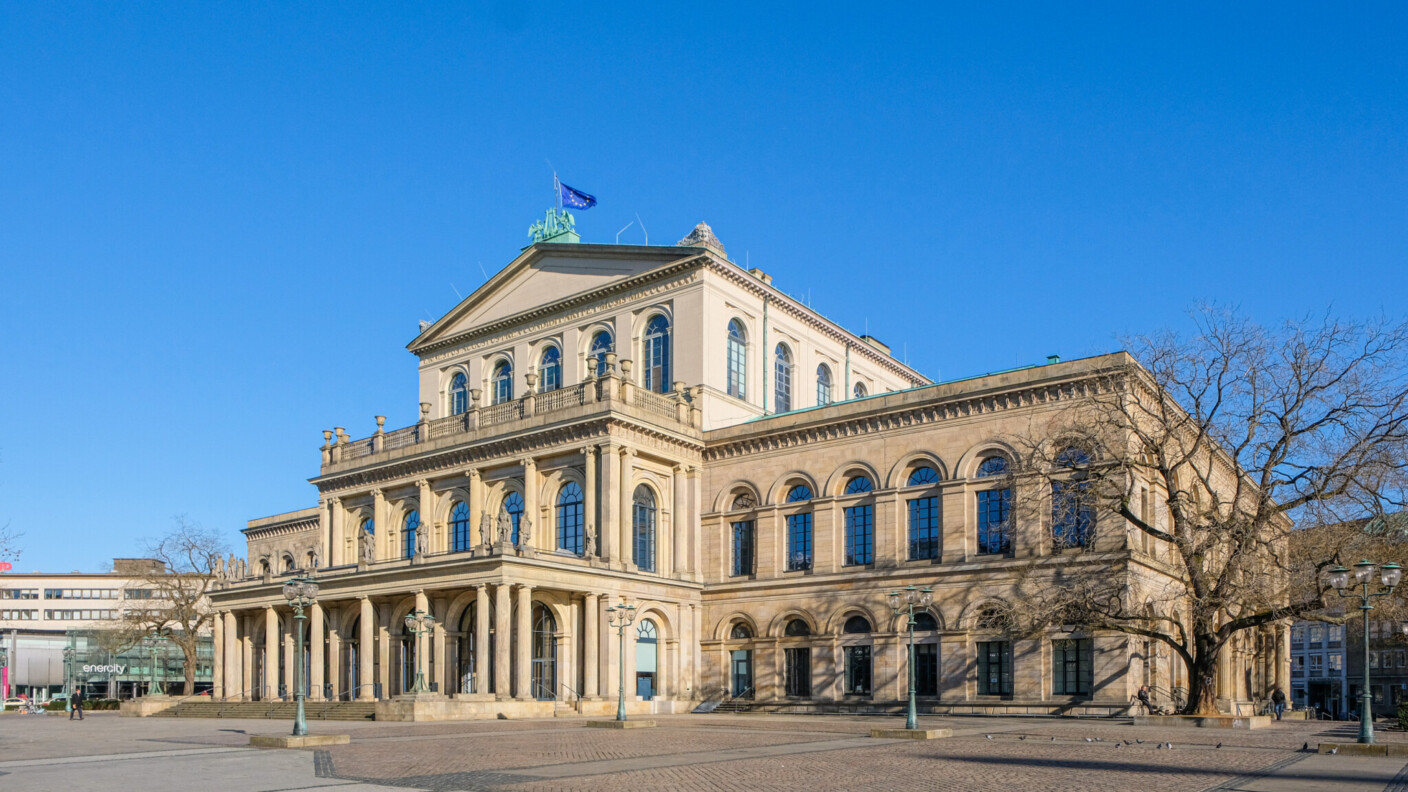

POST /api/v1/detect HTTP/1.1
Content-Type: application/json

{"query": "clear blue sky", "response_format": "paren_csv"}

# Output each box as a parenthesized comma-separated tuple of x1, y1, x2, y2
(2, 3, 1404, 572)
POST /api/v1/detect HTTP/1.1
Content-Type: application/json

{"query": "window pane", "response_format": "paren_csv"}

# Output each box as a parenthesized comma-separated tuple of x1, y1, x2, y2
(785, 647, 812, 697)
(633, 485, 656, 571)
(539, 347, 562, 392)
(908, 496, 939, 560)
(844, 504, 874, 565)
(845, 646, 872, 695)
(450, 502, 471, 552)
(727, 320, 747, 398)
(774, 344, 792, 413)
(590, 331, 614, 376)
(977, 488, 1012, 554)
(1051, 481, 1094, 550)
(977, 640, 1013, 695)
(816, 364, 832, 406)
(732, 520, 755, 576)
(556, 483, 584, 554)
(915, 644, 939, 696)
(787, 512, 813, 571)
(643, 315, 671, 393)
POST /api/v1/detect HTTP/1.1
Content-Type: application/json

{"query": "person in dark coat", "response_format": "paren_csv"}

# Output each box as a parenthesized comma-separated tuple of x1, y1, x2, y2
(1271, 686, 1287, 720)
(69, 687, 85, 720)
(1137, 684, 1154, 715)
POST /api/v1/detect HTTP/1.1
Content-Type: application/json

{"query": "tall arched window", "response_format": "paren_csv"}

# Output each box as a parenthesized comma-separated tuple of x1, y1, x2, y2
(589, 330, 614, 376)
(450, 372, 468, 415)
(632, 485, 657, 572)
(853, 382, 868, 399)
(539, 347, 562, 392)
(642, 315, 671, 393)
(450, 501, 471, 553)
(907, 466, 940, 561)
(774, 344, 793, 412)
(816, 364, 832, 406)
(636, 619, 659, 700)
(843, 475, 874, 566)
(786, 484, 813, 571)
(976, 456, 1013, 556)
(500, 492, 524, 546)
(531, 604, 557, 700)
(491, 360, 513, 405)
(726, 319, 747, 399)
(556, 482, 584, 555)
(403, 510, 420, 559)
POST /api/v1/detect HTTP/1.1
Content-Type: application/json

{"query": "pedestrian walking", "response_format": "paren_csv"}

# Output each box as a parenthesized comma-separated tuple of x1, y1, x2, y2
(69, 687, 85, 721)
(1270, 686, 1286, 721)
(1137, 684, 1153, 715)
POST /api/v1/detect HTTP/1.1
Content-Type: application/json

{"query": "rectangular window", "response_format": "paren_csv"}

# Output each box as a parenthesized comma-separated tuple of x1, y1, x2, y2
(1310, 654, 1324, 673)
(977, 640, 1013, 695)
(43, 609, 117, 620)
(1328, 625, 1343, 647)
(1371, 652, 1380, 669)
(908, 496, 939, 560)
(914, 643, 939, 696)
(784, 647, 812, 697)
(0, 589, 39, 600)
(1308, 625, 1323, 645)
(786, 512, 813, 571)
(124, 589, 159, 600)
(0, 609, 37, 620)
(1330, 654, 1343, 672)
(1050, 482, 1094, 550)
(844, 645, 872, 695)
(1052, 638, 1093, 696)
(844, 505, 874, 566)
(44, 588, 119, 600)
(1291, 626, 1304, 645)
(976, 489, 1012, 555)
(731, 520, 755, 577)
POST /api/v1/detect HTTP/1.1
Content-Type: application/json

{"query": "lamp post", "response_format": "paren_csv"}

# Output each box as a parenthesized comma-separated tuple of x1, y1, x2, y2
(281, 575, 320, 737)
(888, 585, 934, 731)
(605, 601, 637, 722)
(63, 647, 75, 710)
(0, 647, 7, 702)
(1329, 560, 1402, 744)
(402, 609, 436, 694)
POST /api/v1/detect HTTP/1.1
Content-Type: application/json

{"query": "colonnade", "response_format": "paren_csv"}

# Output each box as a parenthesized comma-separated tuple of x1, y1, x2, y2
(211, 586, 699, 704)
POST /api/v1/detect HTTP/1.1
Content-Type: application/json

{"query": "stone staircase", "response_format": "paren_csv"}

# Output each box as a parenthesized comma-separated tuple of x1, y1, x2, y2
(152, 700, 377, 721)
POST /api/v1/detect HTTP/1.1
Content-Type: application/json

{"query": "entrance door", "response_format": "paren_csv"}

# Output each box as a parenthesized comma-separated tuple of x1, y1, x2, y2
(731, 649, 753, 698)
(530, 604, 557, 701)
(636, 619, 658, 701)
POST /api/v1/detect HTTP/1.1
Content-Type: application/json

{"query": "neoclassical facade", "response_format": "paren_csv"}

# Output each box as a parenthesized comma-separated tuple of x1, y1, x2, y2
(206, 220, 1286, 718)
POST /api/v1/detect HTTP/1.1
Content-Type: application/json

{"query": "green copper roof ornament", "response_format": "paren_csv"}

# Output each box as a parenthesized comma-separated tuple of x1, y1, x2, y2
(528, 207, 580, 244)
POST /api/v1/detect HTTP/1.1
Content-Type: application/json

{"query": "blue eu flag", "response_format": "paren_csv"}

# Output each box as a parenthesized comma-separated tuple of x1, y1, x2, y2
(558, 181, 597, 210)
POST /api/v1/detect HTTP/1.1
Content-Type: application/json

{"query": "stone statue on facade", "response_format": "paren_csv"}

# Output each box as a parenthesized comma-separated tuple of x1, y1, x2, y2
(479, 513, 494, 553)
(214, 555, 226, 581)
(359, 526, 375, 566)
(497, 511, 512, 546)
(584, 524, 596, 558)
(415, 524, 429, 558)
(516, 516, 531, 551)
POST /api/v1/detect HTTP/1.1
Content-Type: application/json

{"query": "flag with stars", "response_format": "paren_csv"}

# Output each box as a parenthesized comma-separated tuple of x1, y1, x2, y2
(558, 181, 597, 210)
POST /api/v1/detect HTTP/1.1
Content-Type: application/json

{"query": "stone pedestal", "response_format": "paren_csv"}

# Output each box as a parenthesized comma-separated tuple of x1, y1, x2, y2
(871, 728, 952, 740)
(1132, 714, 1272, 729)
(250, 733, 351, 748)
(119, 695, 178, 717)
(585, 719, 656, 729)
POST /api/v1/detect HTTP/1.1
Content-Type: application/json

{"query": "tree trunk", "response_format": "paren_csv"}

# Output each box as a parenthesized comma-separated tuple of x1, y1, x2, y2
(181, 642, 198, 696)
(1182, 642, 1222, 716)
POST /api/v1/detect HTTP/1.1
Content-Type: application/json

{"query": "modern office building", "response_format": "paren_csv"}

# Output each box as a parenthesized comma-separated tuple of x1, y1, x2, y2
(1290, 620, 1346, 718)
(206, 214, 1287, 718)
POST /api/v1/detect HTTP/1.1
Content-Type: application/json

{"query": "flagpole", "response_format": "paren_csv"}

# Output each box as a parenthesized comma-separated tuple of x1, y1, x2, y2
(554, 173, 561, 212)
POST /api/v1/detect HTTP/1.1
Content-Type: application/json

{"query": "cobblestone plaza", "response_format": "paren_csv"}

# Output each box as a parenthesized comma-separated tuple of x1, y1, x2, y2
(1, 712, 1402, 791)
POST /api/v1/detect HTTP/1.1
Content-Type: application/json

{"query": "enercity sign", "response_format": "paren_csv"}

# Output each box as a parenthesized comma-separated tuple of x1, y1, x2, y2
(82, 664, 125, 674)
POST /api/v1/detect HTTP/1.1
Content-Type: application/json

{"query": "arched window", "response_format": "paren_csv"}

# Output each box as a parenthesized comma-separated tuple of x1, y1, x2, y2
(726, 319, 747, 399)
(907, 466, 939, 486)
(976, 456, 1009, 477)
(786, 484, 813, 571)
(636, 618, 659, 700)
(843, 615, 873, 634)
(784, 618, 812, 637)
(911, 612, 939, 631)
(556, 482, 584, 555)
(589, 330, 614, 376)
(531, 604, 557, 701)
(642, 315, 671, 393)
(730, 622, 753, 640)
(361, 517, 374, 535)
(975, 605, 1009, 630)
(853, 382, 868, 399)
(1055, 446, 1091, 468)
(449, 372, 468, 415)
(730, 492, 756, 510)
(844, 475, 874, 495)
(816, 364, 832, 406)
(632, 485, 657, 572)
(282, 554, 295, 573)
(843, 475, 874, 565)
(491, 360, 513, 405)
(306, 550, 317, 569)
(774, 343, 793, 412)
(539, 347, 562, 392)
(403, 510, 420, 559)
(500, 492, 524, 546)
(450, 501, 471, 553)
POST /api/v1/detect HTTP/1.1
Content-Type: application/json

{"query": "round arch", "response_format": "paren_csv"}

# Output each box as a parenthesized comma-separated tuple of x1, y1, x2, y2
(824, 603, 881, 636)
(884, 452, 949, 490)
(711, 479, 763, 513)
(958, 598, 1014, 631)
(954, 441, 1021, 480)
(765, 471, 820, 506)
(766, 608, 821, 638)
(714, 611, 761, 641)
(821, 461, 883, 498)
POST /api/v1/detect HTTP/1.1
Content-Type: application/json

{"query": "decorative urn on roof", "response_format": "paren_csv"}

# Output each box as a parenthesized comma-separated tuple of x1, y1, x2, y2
(676, 222, 727, 258)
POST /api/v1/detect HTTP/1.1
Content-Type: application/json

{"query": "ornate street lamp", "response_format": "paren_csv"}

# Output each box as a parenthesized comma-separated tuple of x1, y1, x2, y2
(605, 601, 637, 722)
(888, 585, 934, 731)
(402, 609, 436, 694)
(281, 575, 320, 737)
(63, 647, 75, 710)
(1329, 560, 1402, 744)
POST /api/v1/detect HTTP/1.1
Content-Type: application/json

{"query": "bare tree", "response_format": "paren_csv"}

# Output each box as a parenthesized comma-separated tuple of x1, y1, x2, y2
(1012, 307, 1408, 715)
(122, 517, 227, 695)
(0, 521, 20, 564)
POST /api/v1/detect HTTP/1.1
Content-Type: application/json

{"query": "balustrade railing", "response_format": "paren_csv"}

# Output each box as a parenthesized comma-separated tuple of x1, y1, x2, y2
(382, 425, 419, 450)
(535, 382, 587, 414)
(633, 387, 679, 421)
(428, 413, 465, 439)
(479, 400, 523, 427)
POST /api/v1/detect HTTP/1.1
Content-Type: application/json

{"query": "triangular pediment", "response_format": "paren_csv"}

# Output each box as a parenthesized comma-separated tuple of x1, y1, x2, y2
(409, 243, 699, 353)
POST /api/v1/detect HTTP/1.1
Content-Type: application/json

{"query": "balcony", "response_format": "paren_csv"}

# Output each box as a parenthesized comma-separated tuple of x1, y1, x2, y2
(318, 372, 702, 477)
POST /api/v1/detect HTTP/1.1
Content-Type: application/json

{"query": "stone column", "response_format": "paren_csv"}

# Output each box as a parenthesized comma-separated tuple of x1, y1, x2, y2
(241, 614, 254, 702)
(309, 602, 325, 700)
(329, 497, 344, 567)
(689, 466, 702, 575)
(327, 627, 342, 701)
(494, 584, 512, 698)
(600, 443, 619, 563)
(223, 611, 239, 700)
(515, 585, 533, 699)
(475, 585, 490, 694)
(377, 603, 392, 698)
(584, 593, 600, 698)
(212, 611, 225, 700)
(283, 631, 295, 700)
(433, 596, 448, 694)
(317, 497, 331, 569)
(264, 606, 280, 700)
(522, 457, 538, 551)
(1275, 623, 1289, 691)
(583, 447, 597, 556)
(673, 465, 689, 574)
(372, 488, 387, 561)
(620, 446, 635, 569)
(358, 597, 375, 700)
(469, 468, 483, 547)
(417, 479, 435, 552)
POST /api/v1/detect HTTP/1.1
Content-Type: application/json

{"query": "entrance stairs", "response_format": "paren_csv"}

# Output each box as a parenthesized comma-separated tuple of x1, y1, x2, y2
(152, 700, 377, 721)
